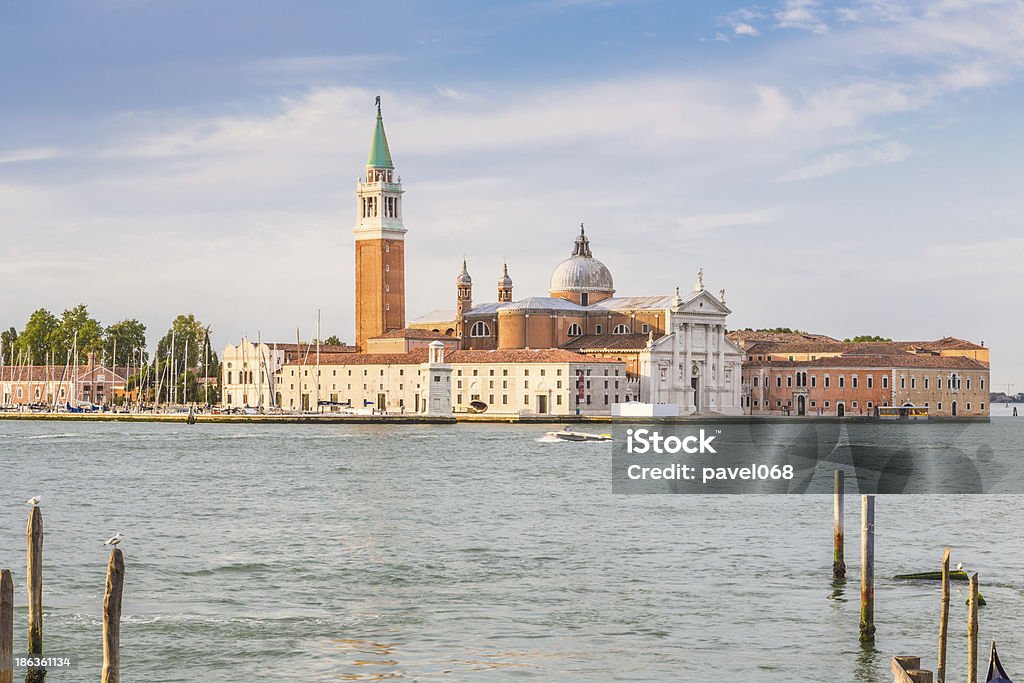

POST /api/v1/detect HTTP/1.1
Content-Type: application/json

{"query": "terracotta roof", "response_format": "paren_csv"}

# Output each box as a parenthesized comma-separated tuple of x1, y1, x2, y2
(744, 338, 986, 357)
(0, 365, 128, 382)
(283, 349, 430, 366)
(448, 349, 622, 364)
(370, 328, 457, 340)
(561, 333, 650, 351)
(899, 337, 985, 351)
(269, 343, 356, 353)
(745, 354, 989, 370)
(728, 330, 840, 346)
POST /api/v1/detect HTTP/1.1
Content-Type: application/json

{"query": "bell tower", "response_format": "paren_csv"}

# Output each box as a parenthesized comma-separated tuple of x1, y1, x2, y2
(455, 259, 473, 339)
(355, 96, 406, 350)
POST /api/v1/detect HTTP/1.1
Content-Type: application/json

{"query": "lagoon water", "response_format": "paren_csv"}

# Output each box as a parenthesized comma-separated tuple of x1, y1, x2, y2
(2, 419, 1023, 681)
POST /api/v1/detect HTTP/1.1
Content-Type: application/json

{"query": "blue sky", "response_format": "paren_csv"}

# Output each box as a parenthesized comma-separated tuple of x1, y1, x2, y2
(1, 0, 1022, 387)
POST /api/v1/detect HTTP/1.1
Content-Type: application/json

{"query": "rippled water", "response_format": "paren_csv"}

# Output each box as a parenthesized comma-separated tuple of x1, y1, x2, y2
(1, 419, 1023, 681)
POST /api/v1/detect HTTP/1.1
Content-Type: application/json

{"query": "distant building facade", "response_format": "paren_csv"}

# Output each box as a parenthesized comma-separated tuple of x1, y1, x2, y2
(741, 337, 990, 417)
(1, 353, 127, 407)
(272, 346, 626, 416)
(221, 338, 356, 409)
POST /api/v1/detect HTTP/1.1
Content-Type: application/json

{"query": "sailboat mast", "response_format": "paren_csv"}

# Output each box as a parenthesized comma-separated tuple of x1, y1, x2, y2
(296, 327, 302, 411)
(316, 309, 321, 414)
(183, 338, 188, 406)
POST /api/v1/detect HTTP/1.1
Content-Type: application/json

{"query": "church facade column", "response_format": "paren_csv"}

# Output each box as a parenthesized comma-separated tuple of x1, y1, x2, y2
(684, 322, 693, 412)
(718, 324, 726, 404)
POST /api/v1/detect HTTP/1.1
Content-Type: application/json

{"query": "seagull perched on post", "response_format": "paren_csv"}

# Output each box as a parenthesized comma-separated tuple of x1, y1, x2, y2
(25, 496, 40, 507)
(957, 562, 964, 572)
(104, 533, 124, 550)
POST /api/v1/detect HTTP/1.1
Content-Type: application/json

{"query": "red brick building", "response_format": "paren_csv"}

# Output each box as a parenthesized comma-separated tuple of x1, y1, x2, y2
(741, 338, 991, 417)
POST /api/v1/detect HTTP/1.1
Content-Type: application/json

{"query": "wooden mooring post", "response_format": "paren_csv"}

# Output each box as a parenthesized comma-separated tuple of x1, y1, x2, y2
(102, 549, 125, 683)
(891, 656, 933, 683)
(937, 548, 950, 683)
(967, 573, 979, 683)
(26, 507, 44, 683)
(1, 569, 12, 683)
(860, 494, 876, 643)
(833, 470, 846, 579)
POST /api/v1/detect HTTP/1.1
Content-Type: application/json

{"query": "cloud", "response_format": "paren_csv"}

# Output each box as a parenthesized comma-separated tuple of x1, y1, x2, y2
(734, 23, 760, 36)
(780, 140, 911, 180)
(678, 208, 781, 234)
(0, 147, 62, 165)
(774, 0, 829, 33)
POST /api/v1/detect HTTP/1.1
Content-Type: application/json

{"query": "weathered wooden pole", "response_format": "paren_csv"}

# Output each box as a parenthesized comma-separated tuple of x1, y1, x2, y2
(967, 573, 979, 683)
(833, 470, 846, 579)
(937, 548, 950, 683)
(102, 549, 125, 683)
(26, 507, 44, 683)
(1, 569, 12, 683)
(859, 494, 875, 643)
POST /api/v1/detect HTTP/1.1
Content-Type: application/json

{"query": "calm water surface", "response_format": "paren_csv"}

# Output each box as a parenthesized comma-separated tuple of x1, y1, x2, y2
(1, 419, 1023, 681)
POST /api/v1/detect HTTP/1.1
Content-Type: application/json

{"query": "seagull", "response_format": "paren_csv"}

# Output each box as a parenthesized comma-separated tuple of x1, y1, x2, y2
(25, 496, 40, 507)
(957, 562, 964, 572)
(104, 533, 124, 549)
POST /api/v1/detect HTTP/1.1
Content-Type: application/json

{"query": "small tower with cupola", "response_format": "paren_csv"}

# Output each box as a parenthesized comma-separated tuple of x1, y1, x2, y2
(455, 259, 473, 338)
(497, 262, 513, 303)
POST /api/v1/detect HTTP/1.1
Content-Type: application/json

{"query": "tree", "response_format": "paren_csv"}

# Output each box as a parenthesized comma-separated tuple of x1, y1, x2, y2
(844, 335, 892, 343)
(103, 319, 148, 366)
(0, 327, 17, 364)
(17, 308, 59, 365)
(152, 314, 219, 403)
(323, 335, 343, 346)
(53, 304, 103, 364)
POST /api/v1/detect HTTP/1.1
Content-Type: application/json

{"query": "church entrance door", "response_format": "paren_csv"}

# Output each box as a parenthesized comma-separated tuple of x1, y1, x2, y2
(797, 395, 806, 416)
(691, 377, 699, 412)
(837, 403, 845, 418)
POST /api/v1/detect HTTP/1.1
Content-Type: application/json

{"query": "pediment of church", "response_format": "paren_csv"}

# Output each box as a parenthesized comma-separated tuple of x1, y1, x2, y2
(674, 289, 731, 316)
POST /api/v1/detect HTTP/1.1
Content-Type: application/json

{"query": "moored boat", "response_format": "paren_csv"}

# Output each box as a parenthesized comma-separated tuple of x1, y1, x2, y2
(546, 426, 612, 442)
(988, 641, 1013, 683)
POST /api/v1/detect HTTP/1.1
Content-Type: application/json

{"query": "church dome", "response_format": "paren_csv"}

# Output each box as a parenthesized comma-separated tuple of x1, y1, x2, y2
(549, 225, 614, 295)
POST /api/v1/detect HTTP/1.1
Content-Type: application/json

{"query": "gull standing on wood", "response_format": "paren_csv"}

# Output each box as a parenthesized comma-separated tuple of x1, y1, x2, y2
(104, 533, 124, 549)
(25, 496, 40, 507)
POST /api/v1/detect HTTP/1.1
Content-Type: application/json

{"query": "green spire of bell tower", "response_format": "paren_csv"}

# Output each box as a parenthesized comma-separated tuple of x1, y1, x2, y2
(367, 96, 394, 169)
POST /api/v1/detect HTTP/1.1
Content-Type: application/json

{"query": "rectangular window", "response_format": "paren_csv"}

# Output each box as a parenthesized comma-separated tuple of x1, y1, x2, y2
(787, 376, 792, 387)
(924, 377, 929, 389)
(776, 376, 782, 387)
(811, 376, 817, 388)
(867, 376, 873, 388)
(852, 377, 858, 389)
(883, 376, 889, 388)
(911, 377, 916, 389)
(824, 377, 830, 388)
(839, 377, 845, 389)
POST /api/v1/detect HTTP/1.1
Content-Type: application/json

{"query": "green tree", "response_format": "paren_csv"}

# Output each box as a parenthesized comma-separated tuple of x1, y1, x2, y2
(844, 335, 892, 343)
(1, 327, 17, 364)
(53, 304, 103, 364)
(103, 319, 148, 366)
(17, 308, 59, 365)
(323, 335, 343, 346)
(152, 314, 219, 403)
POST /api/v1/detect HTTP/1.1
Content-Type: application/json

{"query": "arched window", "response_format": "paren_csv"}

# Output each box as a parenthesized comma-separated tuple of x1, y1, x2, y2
(612, 324, 630, 334)
(470, 321, 491, 337)
(567, 324, 583, 337)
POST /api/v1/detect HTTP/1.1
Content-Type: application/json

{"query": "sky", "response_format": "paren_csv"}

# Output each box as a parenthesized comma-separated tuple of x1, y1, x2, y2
(1, 0, 1022, 388)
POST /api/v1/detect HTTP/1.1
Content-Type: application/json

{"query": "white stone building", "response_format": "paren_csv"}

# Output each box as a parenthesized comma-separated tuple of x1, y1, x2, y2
(635, 271, 745, 416)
